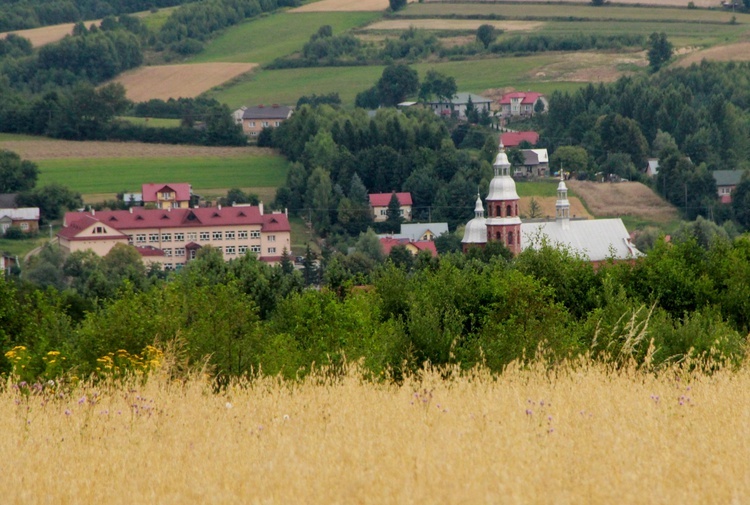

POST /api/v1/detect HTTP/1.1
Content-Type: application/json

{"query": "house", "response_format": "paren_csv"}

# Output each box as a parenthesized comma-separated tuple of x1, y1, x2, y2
(644, 158, 659, 177)
(0, 208, 40, 234)
(518, 149, 549, 178)
(379, 237, 438, 257)
(232, 106, 247, 125)
(58, 204, 291, 269)
(369, 192, 413, 222)
(142, 183, 192, 209)
(499, 92, 547, 118)
(462, 145, 640, 266)
(241, 105, 294, 137)
(712, 170, 745, 204)
(425, 93, 492, 119)
(501, 131, 539, 148)
(399, 223, 449, 241)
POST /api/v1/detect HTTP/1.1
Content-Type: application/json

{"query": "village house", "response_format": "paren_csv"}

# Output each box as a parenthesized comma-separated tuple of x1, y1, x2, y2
(0, 207, 40, 234)
(712, 170, 745, 204)
(500, 131, 539, 148)
(425, 93, 492, 120)
(240, 105, 294, 137)
(369, 192, 413, 222)
(58, 204, 291, 269)
(517, 149, 549, 178)
(462, 145, 640, 266)
(499, 92, 547, 118)
(142, 183, 192, 209)
(398, 223, 448, 241)
(379, 236, 438, 257)
(644, 158, 659, 178)
(1, 253, 18, 275)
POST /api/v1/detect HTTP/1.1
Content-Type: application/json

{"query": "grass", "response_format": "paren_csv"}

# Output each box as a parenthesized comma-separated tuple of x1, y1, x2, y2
(209, 55, 585, 107)
(0, 133, 39, 141)
(36, 156, 289, 195)
(3, 360, 750, 503)
(189, 11, 381, 65)
(516, 180, 562, 198)
(0, 234, 51, 258)
(117, 117, 182, 127)
(289, 215, 316, 254)
(137, 6, 178, 31)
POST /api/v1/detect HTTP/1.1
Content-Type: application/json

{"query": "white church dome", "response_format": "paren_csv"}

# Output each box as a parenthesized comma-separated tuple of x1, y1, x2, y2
(462, 194, 487, 244)
(487, 174, 519, 201)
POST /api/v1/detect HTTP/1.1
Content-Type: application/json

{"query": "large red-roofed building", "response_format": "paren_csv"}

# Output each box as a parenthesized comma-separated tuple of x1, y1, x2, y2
(369, 192, 413, 222)
(58, 204, 291, 269)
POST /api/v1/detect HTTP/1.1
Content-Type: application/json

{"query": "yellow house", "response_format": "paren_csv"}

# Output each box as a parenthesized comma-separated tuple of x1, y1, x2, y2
(142, 183, 192, 209)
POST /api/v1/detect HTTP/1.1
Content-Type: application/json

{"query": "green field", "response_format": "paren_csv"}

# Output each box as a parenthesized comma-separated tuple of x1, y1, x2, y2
(118, 117, 182, 127)
(0, 133, 38, 141)
(37, 156, 289, 195)
(188, 11, 381, 65)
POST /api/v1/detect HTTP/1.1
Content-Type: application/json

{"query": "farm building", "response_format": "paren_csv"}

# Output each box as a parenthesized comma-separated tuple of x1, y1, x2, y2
(369, 192, 413, 222)
(0, 207, 40, 234)
(425, 93, 492, 119)
(240, 105, 294, 137)
(517, 149, 549, 178)
(58, 204, 291, 269)
(462, 146, 640, 265)
(499, 92, 547, 118)
(712, 169, 745, 203)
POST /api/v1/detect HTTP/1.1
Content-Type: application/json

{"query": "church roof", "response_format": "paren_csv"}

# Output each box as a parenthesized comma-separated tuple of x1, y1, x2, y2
(521, 219, 641, 262)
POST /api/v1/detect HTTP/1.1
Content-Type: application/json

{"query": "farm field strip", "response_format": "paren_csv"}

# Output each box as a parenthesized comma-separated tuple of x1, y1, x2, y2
(189, 11, 381, 65)
(401, 2, 750, 23)
(36, 156, 289, 195)
(363, 19, 545, 31)
(291, 0, 395, 12)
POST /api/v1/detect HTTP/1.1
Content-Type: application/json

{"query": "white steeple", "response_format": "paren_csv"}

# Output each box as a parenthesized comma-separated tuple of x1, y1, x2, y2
(473, 193, 484, 218)
(487, 141, 518, 202)
(555, 170, 570, 229)
(493, 140, 511, 177)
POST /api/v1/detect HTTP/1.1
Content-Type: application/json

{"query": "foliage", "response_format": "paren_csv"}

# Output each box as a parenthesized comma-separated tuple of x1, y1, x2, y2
(647, 32, 673, 72)
(17, 184, 82, 222)
(0, 149, 38, 193)
(476, 24, 498, 49)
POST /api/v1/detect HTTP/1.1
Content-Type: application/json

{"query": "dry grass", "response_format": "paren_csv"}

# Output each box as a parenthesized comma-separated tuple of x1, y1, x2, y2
(291, 0, 415, 12)
(429, 0, 720, 7)
(676, 42, 750, 67)
(520, 195, 591, 219)
(109, 63, 257, 102)
(568, 180, 680, 223)
(2, 360, 750, 504)
(0, 139, 271, 160)
(529, 51, 648, 83)
(365, 19, 544, 31)
(0, 23, 82, 47)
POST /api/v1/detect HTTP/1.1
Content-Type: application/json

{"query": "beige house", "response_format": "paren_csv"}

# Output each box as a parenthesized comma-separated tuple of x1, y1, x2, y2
(369, 192, 413, 222)
(241, 105, 294, 137)
(0, 207, 40, 234)
(142, 183, 191, 209)
(58, 204, 291, 269)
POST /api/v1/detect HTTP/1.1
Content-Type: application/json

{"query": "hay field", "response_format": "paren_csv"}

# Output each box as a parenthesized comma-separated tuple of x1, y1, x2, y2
(568, 180, 680, 223)
(1, 23, 80, 47)
(364, 19, 544, 31)
(291, 0, 414, 11)
(520, 195, 590, 219)
(2, 361, 749, 504)
(676, 42, 750, 67)
(424, 0, 720, 8)
(110, 63, 257, 102)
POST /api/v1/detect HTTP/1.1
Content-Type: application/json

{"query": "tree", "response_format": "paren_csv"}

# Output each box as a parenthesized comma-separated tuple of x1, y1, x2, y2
(17, 184, 82, 222)
(389, 0, 407, 11)
(647, 32, 673, 72)
(385, 193, 403, 233)
(550, 146, 591, 178)
(377, 64, 419, 107)
(419, 69, 457, 103)
(303, 245, 318, 286)
(732, 175, 750, 230)
(355, 228, 384, 262)
(0, 150, 38, 193)
(507, 148, 525, 172)
(534, 99, 546, 114)
(219, 188, 259, 207)
(476, 24, 497, 49)
(528, 197, 542, 218)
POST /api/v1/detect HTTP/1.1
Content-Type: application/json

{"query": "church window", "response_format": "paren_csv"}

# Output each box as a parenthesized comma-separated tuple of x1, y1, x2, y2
(506, 204, 512, 217)
(508, 231, 514, 245)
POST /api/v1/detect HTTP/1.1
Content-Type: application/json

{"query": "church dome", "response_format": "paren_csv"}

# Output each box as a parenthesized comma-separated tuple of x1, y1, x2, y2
(493, 151, 510, 168)
(462, 217, 487, 244)
(487, 173, 519, 201)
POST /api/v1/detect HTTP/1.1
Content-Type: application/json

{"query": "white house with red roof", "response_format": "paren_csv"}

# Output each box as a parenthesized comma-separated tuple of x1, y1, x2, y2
(142, 183, 192, 209)
(58, 204, 291, 269)
(499, 92, 547, 118)
(369, 192, 413, 222)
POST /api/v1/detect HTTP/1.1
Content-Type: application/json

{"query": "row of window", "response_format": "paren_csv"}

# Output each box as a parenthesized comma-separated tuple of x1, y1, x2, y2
(131, 230, 267, 244)
(247, 121, 282, 128)
(163, 245, 277, 257)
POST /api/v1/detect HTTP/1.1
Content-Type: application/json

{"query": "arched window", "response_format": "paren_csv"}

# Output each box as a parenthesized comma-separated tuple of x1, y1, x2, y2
(508, 231, 514, 246)
(496, 231, 502, 240)
(496, 205, 501, 217)
(506, 204, 512, 217)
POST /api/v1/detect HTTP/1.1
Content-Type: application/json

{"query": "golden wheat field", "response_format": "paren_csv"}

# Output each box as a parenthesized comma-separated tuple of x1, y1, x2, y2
(2, 360, 749, 504)
(568, 180, 680, 223)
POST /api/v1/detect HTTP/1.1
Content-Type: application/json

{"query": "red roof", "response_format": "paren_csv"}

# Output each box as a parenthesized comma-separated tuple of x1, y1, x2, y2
(379, 237, 438, 257)
(501, 131, 539, 148)
(499, 92, 544, 105)
(369, 192, 413, 207)
(141, 183, 191, 203)
(62, 206, 290, 234)
(136, 245, 165, 257)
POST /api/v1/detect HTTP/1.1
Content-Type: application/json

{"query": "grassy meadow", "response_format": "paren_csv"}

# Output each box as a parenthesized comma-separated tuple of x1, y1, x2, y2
(36, 156, 289, 195)
(2, 360, 749, 504)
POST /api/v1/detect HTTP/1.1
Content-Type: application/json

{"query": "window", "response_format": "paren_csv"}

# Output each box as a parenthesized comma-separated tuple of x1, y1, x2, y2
(21, 223, 30, 231)
(239, 245, 248, 254)
(239, 230, 248, 239)
(250, 245, 260, 253)
(149, 233, 159, 243)
(213, 231, 223, 240)
(226, 246, 236, 255)
(188, 232, 197, 241)
(128, 235, 134, 245)
(268, 247, 276, 254)
(190, 249, 196, 260)
(175, 233, 185, 242)
(162, 233, 172, 242)
(250, 132, 258, 136)
(262, 121, 269, 127)
(163, 248, 172, 257)
(225, 231, 235, 240)
(250, 230, 260, 239)
(380, 209, 387, 216)
(161, 192, 173, 200)
(268, 235, 276, 242)
(250, 121, 255, 128)
(175, 247, 185, 257)
(199, 232, 209, 241)
(136, 234, 146, 244)
(274, 121, 281, 127)
(164, 263, 174, 270)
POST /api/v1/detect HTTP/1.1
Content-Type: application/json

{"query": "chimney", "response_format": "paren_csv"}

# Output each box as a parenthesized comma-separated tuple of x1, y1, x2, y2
(91, 208, 95, 216)
(129, 207, 133, 214)
(218, 204, 222, 210)
(259, 201, 264, 216)
(285, 207, 288, 216)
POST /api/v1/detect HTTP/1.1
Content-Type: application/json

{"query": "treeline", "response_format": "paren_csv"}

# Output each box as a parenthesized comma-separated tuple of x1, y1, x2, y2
(0, 0, 188, 31)
(269, 104, 498, 238)
(3, 227, 750, 383)
(539, 61, 750, 223)
(268, 26, 645, 69)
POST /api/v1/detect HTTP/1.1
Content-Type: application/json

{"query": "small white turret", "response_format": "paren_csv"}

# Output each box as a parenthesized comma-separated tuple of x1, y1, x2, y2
(555, 170, 570, 229)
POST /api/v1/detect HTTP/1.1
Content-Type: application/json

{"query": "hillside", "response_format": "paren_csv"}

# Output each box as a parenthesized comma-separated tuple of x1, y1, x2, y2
(567, 181, 680, 223)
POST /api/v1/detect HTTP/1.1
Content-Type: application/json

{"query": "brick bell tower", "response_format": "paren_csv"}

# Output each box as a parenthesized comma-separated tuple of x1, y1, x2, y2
(484, 142, 521, 255)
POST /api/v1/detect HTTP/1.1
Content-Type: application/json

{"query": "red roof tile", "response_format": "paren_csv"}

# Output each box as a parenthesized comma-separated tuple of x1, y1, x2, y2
(369, 192, 413, 207)
(499, 92, 544, 105)
(501, 131, 539, 148)
(141, 183, 191, 203)
(136, 245, 165, 257)
(379, 237, 438, 257)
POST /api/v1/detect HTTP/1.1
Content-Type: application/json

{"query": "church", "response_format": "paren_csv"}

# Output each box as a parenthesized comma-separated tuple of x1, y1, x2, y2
(462, 144, 641, 265)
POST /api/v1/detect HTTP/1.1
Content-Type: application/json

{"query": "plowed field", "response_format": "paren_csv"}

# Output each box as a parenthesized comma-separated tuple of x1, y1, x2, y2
(567, 180, 679, 223)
